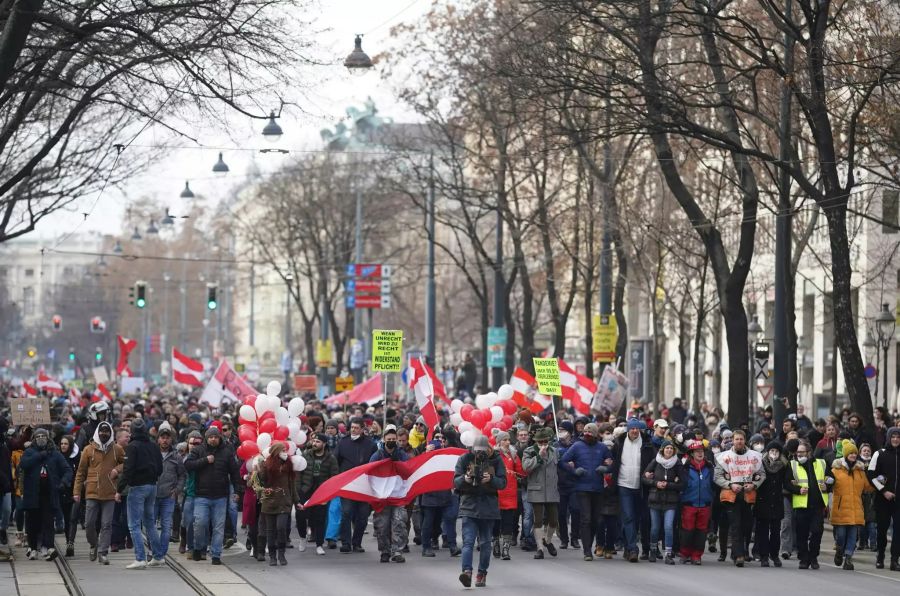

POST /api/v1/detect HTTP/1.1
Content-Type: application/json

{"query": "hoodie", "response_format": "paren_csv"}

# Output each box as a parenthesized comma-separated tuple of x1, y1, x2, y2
(73, 422, 125, 501)
(118, 419, 163, 491)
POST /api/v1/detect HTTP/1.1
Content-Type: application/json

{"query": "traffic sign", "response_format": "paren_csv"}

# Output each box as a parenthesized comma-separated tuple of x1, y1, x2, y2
(345, 263, 391, 309)
(754, 341, 770, 380)
(335, 376, 354, 392)
(757, 385, 774, 406)
(864, 364, 877, 379)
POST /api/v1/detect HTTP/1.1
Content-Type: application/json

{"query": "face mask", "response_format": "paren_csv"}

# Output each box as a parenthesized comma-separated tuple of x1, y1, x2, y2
(797, 456, 808, 464)
(279, 452, 289, 461)
(768, 450, 780, 460)
(351, 433, 361, 440)
(583, 434, 597, 445)
(711, 448, 721, 455)
(752, 443, 764, 452)
(385, 441, 397, 450)
(558, 431, 570, 441)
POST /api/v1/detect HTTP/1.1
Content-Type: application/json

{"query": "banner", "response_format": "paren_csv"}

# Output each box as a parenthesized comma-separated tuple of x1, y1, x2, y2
(372, 330, 403, 372)
(532, 358, 562, 396)
(591, 363, 630, 414)
(10, 398, 52, 426)
(487, 327, 507, 368)
(200, 360, 258, 407)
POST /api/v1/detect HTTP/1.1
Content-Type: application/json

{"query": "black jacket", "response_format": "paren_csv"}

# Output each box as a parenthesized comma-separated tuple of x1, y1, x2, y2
(0, 432, 12, 495)
(642, 458, 684, 509)
(868, 443, 900, 509)
(334, 435, 377, 473)
(755, 457, 787, 520)
(118, 426, 162, 490)
(184, 439, 240, 499)
(611, 433, 656, 489)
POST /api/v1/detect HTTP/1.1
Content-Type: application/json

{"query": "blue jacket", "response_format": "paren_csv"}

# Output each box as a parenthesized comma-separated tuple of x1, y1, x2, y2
(560, 439, 613, 493)
(679, 459, 715, 507)
(556, 441, 578, 493)
(20, 445, 72, 510)
(335, 435, 377, 473)
(369, 446, 410, 463)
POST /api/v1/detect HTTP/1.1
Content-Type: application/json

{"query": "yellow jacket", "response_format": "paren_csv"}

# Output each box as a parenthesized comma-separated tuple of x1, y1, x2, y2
(830, 458, 873, 526)
(409, 428, 427, 450)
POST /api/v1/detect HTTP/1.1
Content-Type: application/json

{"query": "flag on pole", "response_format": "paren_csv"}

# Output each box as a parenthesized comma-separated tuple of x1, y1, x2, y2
(200, 360, 258, 407)
(117, 335, 137, 377)
(410, 358, 440, 439)
(23, 382, 37, 397)
(407, 360, 449, 404)
(93, 383, 113, 402)
(509, 367, 549, 414)
(37, 372, 64, 396)
(172, 348, 204, 387)
(558, 359, 595, 415)
(303, 448, 466, 511)
(68, 388, 81, 405)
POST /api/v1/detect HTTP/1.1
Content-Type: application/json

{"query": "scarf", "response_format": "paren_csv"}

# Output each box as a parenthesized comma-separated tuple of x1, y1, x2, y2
(656, 453, 678, 469)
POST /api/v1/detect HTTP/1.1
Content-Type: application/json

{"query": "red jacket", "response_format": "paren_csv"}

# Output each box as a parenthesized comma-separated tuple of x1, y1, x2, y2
(499, 449, 524, 510)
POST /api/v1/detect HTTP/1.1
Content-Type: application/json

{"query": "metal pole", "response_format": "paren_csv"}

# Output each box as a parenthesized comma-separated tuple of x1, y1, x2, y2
(491, 207, 504, 390)
(883, 343, 889, 412)
(141, 307, 148, 378)
(285, 280, 292, 358)
(749, 341, 754, 428)
(774, 0, 795, 427)
(163, 274, 170, 356)
(354, 187, 363, 342)
(320, 260, 329, 396)
(249, 248, 255, 348)
(426, 153, 436, 367)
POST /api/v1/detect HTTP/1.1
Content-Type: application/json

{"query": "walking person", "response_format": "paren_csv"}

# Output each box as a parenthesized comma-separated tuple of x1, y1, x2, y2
(20, 428, 71, 561)
(754, 441, 787, 567)
(867, 426, 900, 570)
(490, 431, 523, 561)
(73, 421, 124, 565)
(58, 435, 79, 557)
(118, 418, 163, 570)
(678, 440, 714, 565)
(562, 422, 614, 561)
(554, 421, 580, 551)
(334, 417, 377, 554)
(153, 423, 185, 561)
(454, 434, 507, 588)
(784, 439, 831, 569)
(643, 441, 683, 564)
(522, 427, 561, 559)
(613, 418, 654, 562)
(713, 429, 765, 567)
(296, 433, 338, 556)
(257, 442, 297, 566)
(831, 440, 873, 570)
(370, 426, 410, 563)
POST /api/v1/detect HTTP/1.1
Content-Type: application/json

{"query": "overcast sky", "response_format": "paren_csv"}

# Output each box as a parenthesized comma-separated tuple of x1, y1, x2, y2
(33, 0, 430, 244)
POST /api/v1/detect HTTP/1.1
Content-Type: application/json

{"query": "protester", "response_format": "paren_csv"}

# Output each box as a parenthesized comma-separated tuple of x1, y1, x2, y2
(713, 430, 764, 567)
(643, 441, 683, 564)
(613, 418, 654, 562)
(831, 440, 873, 571)
(335, 417, 377, 554)
(154, 422, 185, 561)
(522, 427, 560, 560)
(561, 422, 613, 561)
(118, 417, 163, 570)
(296, 433, 338, 556)
(490, 430, 522, 561)
(370, 425, 410, 563)
(784, 439, 831, 569)
(73, 421, 123, 565)
(257, 442, 297, 566)
(754, 441, 787, 567)
(20, 428, 71, 561)
(679, 440, 714, 564)
(867, 426, 900, 570)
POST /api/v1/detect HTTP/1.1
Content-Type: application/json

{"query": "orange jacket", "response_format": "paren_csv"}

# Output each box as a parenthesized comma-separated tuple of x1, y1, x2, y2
(830, 458, 873, 526)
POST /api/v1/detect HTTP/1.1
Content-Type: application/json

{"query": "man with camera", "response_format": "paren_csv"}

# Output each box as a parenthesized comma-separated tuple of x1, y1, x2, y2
(453, 434, 507, 588)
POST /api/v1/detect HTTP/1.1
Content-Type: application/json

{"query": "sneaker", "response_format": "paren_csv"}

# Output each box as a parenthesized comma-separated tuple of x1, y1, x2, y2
(422, 550, 436, 557)
(352, 546, 365, 553)
(99, 554, 109, 565)
(316, 546, 325, 556)
(534, 549, 544, 559)
(65, 542, 74, 557)
(14, 533, 24, 547)
(735, 556, 745, 568)
(401, 545, 410, 554)
(148, 558, 165, 567)
(26, 549, 37, 560)
(44, 548, 58, 561)
(717, 552, 727, 562)
(594, 545, 603, 557)
(628, 552, 638, 563)
(125, 560, 147, 570)
(664, 553, 674, 565)
(544, 541, 557, 557)
(692, 558, 702, 566)
(89, 547, 98, 561)
(781, 552, 791, 560)
(340, 544, 351, 553)
(810, 558, 820, 570)
(459, 570, 472, 587)
(889, 559, 899, 571)
(571, 539, 580, 549)
(475, 572, 487, 588)
(772, 557, 782, 567)
(584, 554, 594, 561)
(224, 537, 235, 549)
(297, 538, 307, 553)
(760, 558, 770, 567)
(799, 560, 809, 569)
(380, 552, 391, 563)
(391, 554, 405, 563)
(192, 550, 203, 561)
(450, 546, 462, 557)
(648, 549, 657, 563)
(640, 551, 649, 560)
(211, 557, 222, 566)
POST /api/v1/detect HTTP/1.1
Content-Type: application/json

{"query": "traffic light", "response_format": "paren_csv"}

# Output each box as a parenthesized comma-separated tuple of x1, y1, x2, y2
(68, 347, 76, 362)
(135, 281, 147, 308)
(52, 314, 62, 331)
(90, 316, 102, 333)
(94, 347, 103, 364)
(206, 283, 218, 311)
(26, 347, 36, 359)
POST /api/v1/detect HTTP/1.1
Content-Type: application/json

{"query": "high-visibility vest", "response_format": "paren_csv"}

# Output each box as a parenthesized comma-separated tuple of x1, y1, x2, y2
(791, 459, 828, 509)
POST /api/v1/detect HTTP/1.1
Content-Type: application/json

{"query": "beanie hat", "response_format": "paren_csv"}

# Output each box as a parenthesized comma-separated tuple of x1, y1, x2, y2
(887, 427, 900, 440)
(158, 421, 175, 436)
(841, 439, 858, 457)
(626, 418, 646, 431)
(494, 431, 510, 443)
(534, 427, 554, 442)
(472, 435, 490, 452)
(765, 440, 784, 453)
(205, 425, 221, 438)
(583, 423, 600, 436)
(187, 430, 203, 440)
(315, 432, 328, 444)
(658, 439, 674, 452)
(559, 420, 574, 434)
(325, 419, 339, 429)
(749, 433, 765, 445)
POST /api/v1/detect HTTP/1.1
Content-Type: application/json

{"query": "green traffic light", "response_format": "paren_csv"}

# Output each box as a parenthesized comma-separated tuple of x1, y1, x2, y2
(207, 300, 217, 310)
(68, 353, 75, 361)
(95, 353, 102, 362)
(136, 298, 146, 308)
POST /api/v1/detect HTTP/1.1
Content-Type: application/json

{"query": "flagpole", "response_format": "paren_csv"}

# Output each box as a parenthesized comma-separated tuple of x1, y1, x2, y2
(550, 394, 559, 435)
(382, 373, 388, 430)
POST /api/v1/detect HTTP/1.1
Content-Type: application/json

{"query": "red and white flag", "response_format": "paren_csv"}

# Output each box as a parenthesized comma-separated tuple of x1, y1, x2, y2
(117, 335, 137, 377)
(23, 382, 37, 397)
(303, 448, 466, 511)
(509, 367, 550, 414)
(37, 372, 64, 395)
(408, 360, 449, 404)
(68, 388, 81, 405)
(326, 373, 384, 406)
(410, 358, 440, 439)
(172, 348, 204, 387)
(559, 359, 595, 415)
(200, 359, 258, 407)
(93, 383, 113, 402)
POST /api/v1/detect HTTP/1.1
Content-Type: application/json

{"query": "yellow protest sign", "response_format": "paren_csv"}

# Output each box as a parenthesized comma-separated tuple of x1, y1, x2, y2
(335, 376, 355, 392)
(593, 314, 617, 362)
(532, 358, 562, 396)
(316, 339, 333, 368)
(372, 329, 404, 372)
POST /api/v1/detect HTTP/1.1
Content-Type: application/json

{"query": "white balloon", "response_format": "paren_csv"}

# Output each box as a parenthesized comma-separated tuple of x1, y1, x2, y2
(460, 429, 477, 447)
(286, 441, 297, 456)
(254, 398, 269, 417)
(459, 421, 474, 434)
(275, 406, 289, 427)
(292, 454, 308, 472)
(266, 380, 282, 397)
(288, 397, 305, 417)
(260, 447, 270, 460)
(497, 384, 514, 400)
(295, 430, 308, 447)
(485, 392, 498, 408)
(490, 405, 503, 423)
(256, 432, 272, 452)
(239, 404, 257, 422)
(287, 420, 301, 434)
(474, 394, 491, 410)
(450, 399, 464, 413)
(449, 413, 463, 427)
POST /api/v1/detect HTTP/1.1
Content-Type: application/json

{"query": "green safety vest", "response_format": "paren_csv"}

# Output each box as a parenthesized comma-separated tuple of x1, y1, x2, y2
(791, 459, 828, 509)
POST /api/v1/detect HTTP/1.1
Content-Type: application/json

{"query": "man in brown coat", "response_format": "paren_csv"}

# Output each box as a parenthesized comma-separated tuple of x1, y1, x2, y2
(73, 421, 124, 564)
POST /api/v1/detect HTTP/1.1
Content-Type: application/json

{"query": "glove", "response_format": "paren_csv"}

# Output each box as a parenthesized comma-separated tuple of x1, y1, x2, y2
(824, 476, 834, 485)
(595, 465, 608, 475)
(574, 467, 586, 477)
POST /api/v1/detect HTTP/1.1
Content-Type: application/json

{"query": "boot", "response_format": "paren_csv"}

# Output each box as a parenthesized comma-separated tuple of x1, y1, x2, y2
(179, 528, 187, 554)
(492, 537, 500, 558)
(256, 536, 267, 562)
(65, 542, 74, 558)
(842, 555, 854, 571)
(501, 536, 511, 560)
(278, 548, 287, 566)
(269, 552, 277, 566)
(890, 558, 900, 571)
(834, 546, 844, 567)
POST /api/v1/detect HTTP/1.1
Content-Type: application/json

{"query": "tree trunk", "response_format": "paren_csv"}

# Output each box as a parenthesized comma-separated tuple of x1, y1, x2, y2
(303, 320, 315, 374)
(722, 295, 750, 426)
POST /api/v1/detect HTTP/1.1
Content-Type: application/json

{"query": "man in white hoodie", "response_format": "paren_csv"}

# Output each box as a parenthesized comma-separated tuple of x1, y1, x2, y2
(73, 421, 125, 564)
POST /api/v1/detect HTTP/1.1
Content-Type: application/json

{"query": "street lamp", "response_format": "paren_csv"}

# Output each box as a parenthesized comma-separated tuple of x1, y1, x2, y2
(212, 152, 229, 176)
(875, 303, 895, 410)
(162, 208, 175, 226)
(131, 226, 142, 241)
(748, 315, 763, 425)
(146, 219, 159, 234)
(262, 110, 283, 142)
(180, 181, 195, 198)
(113, 240, 123, 254)
(344, 35, 374, 75)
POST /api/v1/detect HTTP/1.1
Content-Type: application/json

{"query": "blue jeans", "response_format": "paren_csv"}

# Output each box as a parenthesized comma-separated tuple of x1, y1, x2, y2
(227, 486, 238, 539)
(519, 489, 534, 542)
(442, 494, 459, 547)
(834, 525, 858, 557)
(864, 522, 877, 549)
(650, 508, 676, 551)
(619, 487, 646, 554)
(182, 497, 195, 549)
(154, 497, 176, 559)
(0, 492, 11, 532)
(126, 484, 159, 562)
(461, 517, 494, 573)
(193, 497, 227, 558)
(325, 498, 341, 541)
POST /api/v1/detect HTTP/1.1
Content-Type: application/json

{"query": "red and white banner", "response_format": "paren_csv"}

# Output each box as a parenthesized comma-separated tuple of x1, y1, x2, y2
(407, 360, 448, 404)
(172, 348, 204, 387)
(559, 359, 595, 415)
(68, 388, 81, 405)
(37, 372, 64, 396)
(93, 383, 113, 402)
(23, 382, 37, 397)
(509, 367, 550, 414)
(200, 360, 258, 407)
(410, 358, 439, 440)
(323, 373, 384, 406)
(117, 335, 137, 377)
(303, 448, 466, 511)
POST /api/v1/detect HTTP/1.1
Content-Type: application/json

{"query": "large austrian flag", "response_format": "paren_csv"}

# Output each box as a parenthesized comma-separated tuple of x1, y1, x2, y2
(303, 448, 466, 511)
(509, 367, 550, 414)
(410, 357, 440, 439)
(558, 358, 595, 415)
(172, 348, 204, 386)
(37, 372, 64, 395)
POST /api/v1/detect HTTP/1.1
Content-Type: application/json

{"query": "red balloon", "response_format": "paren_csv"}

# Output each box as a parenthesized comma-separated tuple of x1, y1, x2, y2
(273, 425, 290, 441)
(500, 415, 514, 430)
(460, 404, 475, 422)
(258, 410, 275, 424)
(237, 424, 257, 443)
(470, 410, 488, 430)
(258, 418, 277, 435)
(243, 394, 257, 407)
(499, 400, 517, 416)
(238, 440, 260, 460)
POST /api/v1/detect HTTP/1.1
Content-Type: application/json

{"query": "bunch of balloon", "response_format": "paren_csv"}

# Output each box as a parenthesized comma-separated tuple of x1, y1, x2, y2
(235, 380, 309, 472)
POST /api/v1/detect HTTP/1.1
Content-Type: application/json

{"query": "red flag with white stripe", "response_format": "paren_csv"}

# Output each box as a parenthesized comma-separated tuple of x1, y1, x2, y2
(303, 448, 466, 511)
(93, 383, 113, 402)
(509, 367, 550, 414)
(37, 372, 64, 395)
(172, 348, 204, 387)
(410, 357, 440, 440)
(117, 335, 137, 377)
(407, 359, 449, 404)
(558, 359, 595, 415)
(23, 382, 37, 397)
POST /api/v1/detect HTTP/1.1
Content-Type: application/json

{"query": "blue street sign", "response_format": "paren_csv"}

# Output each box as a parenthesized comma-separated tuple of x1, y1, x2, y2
(345, 295, 356, 308)
(345, 279, 355, 292)
(345, 264, 355, 277)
